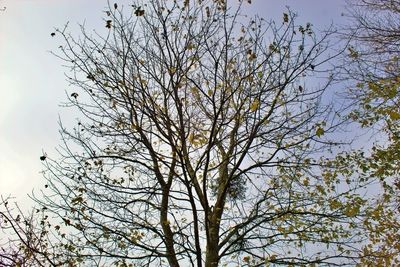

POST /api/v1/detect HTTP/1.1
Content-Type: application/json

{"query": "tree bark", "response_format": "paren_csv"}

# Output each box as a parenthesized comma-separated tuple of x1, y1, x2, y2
(205, 224, 220, 267)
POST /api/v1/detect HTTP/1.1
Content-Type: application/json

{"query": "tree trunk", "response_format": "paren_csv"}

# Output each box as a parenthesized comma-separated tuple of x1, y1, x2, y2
(205, 205, 223, 267)
(205, 225, 220, 267)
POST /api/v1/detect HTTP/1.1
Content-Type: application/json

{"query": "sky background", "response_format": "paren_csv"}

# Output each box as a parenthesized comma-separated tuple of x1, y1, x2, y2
(0, 0, 348, 208)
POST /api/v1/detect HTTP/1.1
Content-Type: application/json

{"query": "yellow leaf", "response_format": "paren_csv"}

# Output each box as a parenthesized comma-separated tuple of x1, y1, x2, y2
(190, 87, 200, 100)
(140, 79, 147, 86)
(250, 99, 260, 111)
(329, 199, 341, 210)
(248, 53, 256, 61)
(344, 205, 359, 217)
(348, 47, 358, 58)
(168, 67, 176, 75)
(316, 127, 324, 137)
(388, 111, 400, 120)
(187, 42, 195, 50)
(188, 132, 195, 143)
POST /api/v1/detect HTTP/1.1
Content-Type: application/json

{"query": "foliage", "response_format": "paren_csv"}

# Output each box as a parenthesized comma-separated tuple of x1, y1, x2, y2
(342, 0, 400, 265)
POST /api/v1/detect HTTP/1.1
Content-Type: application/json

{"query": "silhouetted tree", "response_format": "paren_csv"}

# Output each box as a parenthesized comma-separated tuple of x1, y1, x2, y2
(0, 197, 62, 266)
(2, 0, 387, 266)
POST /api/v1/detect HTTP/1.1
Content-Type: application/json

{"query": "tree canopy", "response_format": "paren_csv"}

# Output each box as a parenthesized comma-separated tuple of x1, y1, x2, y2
(340, 0, 400, 265)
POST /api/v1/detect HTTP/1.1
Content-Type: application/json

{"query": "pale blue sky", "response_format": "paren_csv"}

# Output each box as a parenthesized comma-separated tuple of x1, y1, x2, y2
(0, 0, 348, 206)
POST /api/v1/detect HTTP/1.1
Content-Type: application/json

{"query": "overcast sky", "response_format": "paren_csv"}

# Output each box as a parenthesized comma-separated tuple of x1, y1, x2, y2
(0, 0, 348, 207)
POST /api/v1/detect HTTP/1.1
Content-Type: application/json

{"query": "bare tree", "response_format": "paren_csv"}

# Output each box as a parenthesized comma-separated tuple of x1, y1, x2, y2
(6, 0, 378, 266)
(0, 197, 63, 266)
(343, 0, 400, 101)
